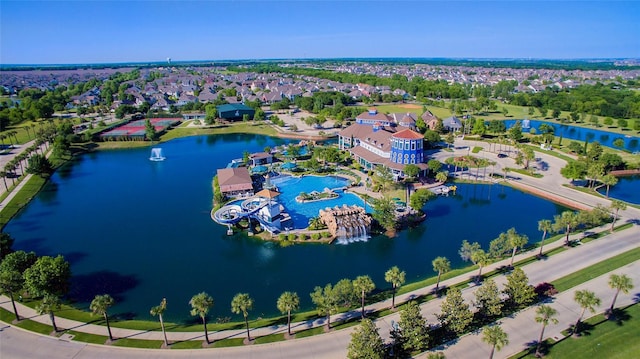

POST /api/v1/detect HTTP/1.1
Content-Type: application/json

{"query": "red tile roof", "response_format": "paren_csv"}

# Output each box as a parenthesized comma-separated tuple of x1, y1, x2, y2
(392, 129, 423, 140)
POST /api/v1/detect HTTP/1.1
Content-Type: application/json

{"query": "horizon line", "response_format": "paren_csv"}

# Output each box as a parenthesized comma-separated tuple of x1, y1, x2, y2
(2, 56, 639, 68)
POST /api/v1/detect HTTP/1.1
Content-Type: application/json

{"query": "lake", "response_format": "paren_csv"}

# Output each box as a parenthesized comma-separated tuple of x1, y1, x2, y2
(6, 134, 568, 322)
(503, 119, 639, 152)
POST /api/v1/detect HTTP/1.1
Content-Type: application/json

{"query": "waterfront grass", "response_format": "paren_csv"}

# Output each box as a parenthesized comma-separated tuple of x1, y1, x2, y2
(510, 303, 640, 359)
(0, 175, 47, 228)
(551, 246, 640, 292)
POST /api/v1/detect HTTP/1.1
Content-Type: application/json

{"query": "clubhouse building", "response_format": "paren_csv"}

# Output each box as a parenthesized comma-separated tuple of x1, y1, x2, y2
(338, 108, 428, 179)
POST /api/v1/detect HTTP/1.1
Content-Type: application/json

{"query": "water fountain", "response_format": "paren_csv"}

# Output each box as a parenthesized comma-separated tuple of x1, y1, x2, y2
(149, 147, 166, 161)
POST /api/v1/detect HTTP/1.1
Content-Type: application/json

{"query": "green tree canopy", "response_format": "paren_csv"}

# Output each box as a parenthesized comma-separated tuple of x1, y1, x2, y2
(438, 286, 473, 335)
(24, 255, 70, 297)
(347, 318, 386, 359)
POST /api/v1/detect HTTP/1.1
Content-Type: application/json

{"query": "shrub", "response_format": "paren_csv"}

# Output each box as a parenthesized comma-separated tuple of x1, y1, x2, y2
(287, 233, 297, 241)
(534, 282, 558, 298)
(322, 232, 332, 238)
(278, 234, 287, 241)
(311, 233, 321, 241)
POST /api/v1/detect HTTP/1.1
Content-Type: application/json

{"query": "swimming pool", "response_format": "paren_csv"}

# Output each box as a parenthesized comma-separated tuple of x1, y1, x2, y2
(270, 175, 367, 229)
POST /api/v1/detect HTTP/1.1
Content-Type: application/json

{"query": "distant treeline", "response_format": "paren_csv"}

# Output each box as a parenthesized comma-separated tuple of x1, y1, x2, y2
(2, 58, 638, 72)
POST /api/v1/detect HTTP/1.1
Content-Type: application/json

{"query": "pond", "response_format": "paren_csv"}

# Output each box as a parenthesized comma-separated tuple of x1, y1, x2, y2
(503, 119, 640, 152)
(5, 134, 568, 322)
(597, 175, 640, 204)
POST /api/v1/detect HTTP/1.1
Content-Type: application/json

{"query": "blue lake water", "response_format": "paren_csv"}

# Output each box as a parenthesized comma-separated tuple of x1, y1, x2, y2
(503, 119, 640, 152)
(6, 134, 568, 322)
(597, 175, 640, 204)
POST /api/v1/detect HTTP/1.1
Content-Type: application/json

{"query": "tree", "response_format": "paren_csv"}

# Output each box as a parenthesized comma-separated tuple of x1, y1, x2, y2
(26, 153, 53, 177)
(507, 228, 528, 267)
(553, 211, 579, 246)
(438, 286, 473, 335)
(609, 200, 627, 233)
(36, 293, 62, 332)
(607, 274, 633, 314)
(189, 292, 214, 344)
(537, 219, 553, 257)
(144, 119, 158, 141)
(445, 132, 455, 148)
(471, 249, 490, 279)
(409, 188, 436, 214)
(472, 118, 486, 135)
(0, 266, 26, 321)
(573, 290, 601, 335)
(385, 266, 406, 309)
(474, 278, 503, 319)
(432, 256, 451, 292)
(395, 300, 430, 353)
(373, 165, 394, 193)
(600, 174, 618, 198)
(347, 318, 385, 359)
(560, 161, 586, 183)
(0, 232, 14, 261)
(436, 171, 448, 183)
(90, 294, 115, 341)
(459, 240, 481, 262)
(427, 159, 442, 176)
(352, 276, 375, 319)
(534, 305, 558, 357)
(503, 267, 536, 309)
(310, 283, 339, 329)
(372, 196, 397, 232)
(482, 325, 509, 359)
(276, 291, 299, 336)
(24, 255, 71, 297)
(508, 120, 523, 143)
(150, 298, 169, 347)
(231, 293, 254, 342)
(403, 163, 420, 180)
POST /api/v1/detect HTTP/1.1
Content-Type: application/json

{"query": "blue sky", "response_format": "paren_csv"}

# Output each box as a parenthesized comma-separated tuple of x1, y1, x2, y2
(1, 0, 638, 64)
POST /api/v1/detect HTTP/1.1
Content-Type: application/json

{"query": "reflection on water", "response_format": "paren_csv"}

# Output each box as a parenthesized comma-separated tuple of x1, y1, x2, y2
(5, 134, 568, 321)
(598, 175, 640, 204)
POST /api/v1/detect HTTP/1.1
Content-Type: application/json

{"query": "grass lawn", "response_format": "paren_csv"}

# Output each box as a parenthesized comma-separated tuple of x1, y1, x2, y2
(374, 103, 424, 116)
(511, 303, 640, 359)
(551, 246, 640, 292)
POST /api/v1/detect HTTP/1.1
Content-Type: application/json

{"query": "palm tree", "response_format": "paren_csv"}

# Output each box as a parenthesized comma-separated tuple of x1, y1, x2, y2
(0, 171, 8, 191)
(607, 274, 633, 314)
(435, 171, 448, 183)
(276, 291, 299, 336)
(36, 293, 62, 332)
(534, 305, 558, 357)
(150, 298, 169, 347)
(507, 228, 528, 267)
(600, 174, 618, 198)
(537, 219, 552, 257)
(432, 256, 451, 292)
(471, 249, 489, 280)
(609, 200, 627, 233)
(573, 290, 601, 335)
(189, 292, 214, 344)
(90, 294, 115, 341)
(352, 275, 375, 319)
(482, 325, 509, 359)
(384, 266, 406, 309)
(231, 293, 254, 342)
(553, 211, 579, 246)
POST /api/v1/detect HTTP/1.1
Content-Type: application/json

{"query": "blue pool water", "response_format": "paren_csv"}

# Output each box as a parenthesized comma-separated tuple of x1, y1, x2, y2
(503, 119, 640, 152)
(270, 175, 365, 229)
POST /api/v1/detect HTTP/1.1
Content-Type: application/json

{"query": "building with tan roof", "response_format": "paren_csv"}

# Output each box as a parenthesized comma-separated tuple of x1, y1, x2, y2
(339, 108, 428, 179)
(217, 167, 254, 198)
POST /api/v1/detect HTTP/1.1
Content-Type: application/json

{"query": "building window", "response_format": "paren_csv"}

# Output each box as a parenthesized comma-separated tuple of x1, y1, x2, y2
(411, 141, 416, 150)
(404, 141, 409, 150)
